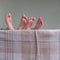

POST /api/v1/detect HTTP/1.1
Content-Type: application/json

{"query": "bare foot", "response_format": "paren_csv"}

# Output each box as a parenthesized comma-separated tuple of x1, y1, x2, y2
(25, 17, 35, 30)
(5, 13, 14, 30)
(17, 14, 28, 30)
(34, 17, 43, 29)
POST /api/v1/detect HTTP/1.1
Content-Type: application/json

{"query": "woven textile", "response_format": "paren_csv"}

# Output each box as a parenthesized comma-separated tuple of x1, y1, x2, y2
(0, 30, 60, 60)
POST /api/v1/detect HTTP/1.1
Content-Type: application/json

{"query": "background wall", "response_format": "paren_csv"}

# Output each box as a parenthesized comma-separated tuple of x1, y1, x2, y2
(0, 0, 60, 29)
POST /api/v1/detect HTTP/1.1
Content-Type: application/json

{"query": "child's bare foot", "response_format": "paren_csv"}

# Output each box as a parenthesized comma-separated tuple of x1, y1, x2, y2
(25, 17, 35, 30)
(17, 14, 28, 30)
(5, 13, 14, 30)
(34, 17, 43, 29)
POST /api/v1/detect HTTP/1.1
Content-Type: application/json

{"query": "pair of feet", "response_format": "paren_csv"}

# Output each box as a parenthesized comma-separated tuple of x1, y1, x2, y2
(6, 13, 43, 30)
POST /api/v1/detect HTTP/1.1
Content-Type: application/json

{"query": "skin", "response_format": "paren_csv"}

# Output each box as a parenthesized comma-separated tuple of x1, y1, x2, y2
(34, 17, 43, 29)
(5, 13, 14, 30)
(25, 17, 35, 30)
(17, 14, 28, 30)
(5, 13, 43, 30)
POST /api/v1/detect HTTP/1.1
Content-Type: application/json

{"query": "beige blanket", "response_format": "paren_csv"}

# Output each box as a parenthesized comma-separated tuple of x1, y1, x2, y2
(0, 30, 60, 60)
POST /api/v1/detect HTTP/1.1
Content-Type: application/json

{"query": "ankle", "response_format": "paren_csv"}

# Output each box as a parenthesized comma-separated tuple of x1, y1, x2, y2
(25, 27, 30, 30)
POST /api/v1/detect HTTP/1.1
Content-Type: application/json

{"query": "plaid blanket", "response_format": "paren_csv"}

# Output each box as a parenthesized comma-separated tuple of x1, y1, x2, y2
(0, 30, 60, 60)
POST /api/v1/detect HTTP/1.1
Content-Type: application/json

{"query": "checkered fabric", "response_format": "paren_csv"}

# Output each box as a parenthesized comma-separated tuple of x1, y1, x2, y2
(0, 30, 60, 60)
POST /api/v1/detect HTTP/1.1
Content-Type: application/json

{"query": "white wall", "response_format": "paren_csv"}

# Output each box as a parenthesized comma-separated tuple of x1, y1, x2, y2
(0, 0, 60, 29)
